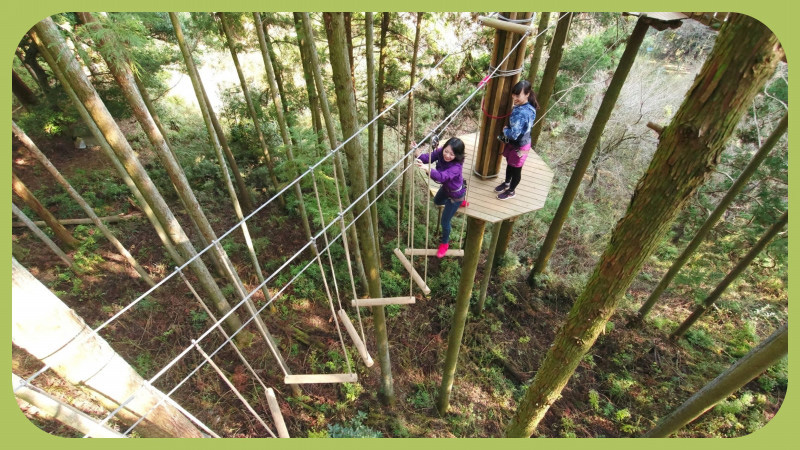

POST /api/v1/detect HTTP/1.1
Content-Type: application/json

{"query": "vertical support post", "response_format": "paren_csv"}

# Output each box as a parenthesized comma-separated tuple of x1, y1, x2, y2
(474, 12, 534, 178)
(437, 216, 486, 414)
(493, 217, 516, 267)
(266, 388, 290, 438)
(477, 221, 502, 313)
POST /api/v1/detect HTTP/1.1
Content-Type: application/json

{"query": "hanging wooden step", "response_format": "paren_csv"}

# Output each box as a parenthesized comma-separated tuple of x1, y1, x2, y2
(337, 309, 374, 367)
(393, 248, 431, 295)
(404, 248, 465, 257)
(284, 373, 358, 384)
(351, 296, 416, 307)
(265, 388, 290, 438)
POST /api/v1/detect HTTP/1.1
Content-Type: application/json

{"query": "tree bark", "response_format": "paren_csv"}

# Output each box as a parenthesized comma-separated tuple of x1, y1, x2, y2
(531, 16, 649, 282)
(671, 211, 787, 339)
(11, 258, 203, 438)
(529, 12, 572, 149)
(635, 113, 788, 323)
(505, 14, 783, 437)
(12, 171, 80, 250)
(293, 14, 325, 155)
(647, 324, 788, 437)
(526, 12, 551, 88)
(13, 121, 154, 286)
(325, 12, 394, 406)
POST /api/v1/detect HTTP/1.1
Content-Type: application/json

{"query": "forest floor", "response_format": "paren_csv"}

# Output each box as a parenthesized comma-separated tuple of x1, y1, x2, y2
(11, 129, 786, 439)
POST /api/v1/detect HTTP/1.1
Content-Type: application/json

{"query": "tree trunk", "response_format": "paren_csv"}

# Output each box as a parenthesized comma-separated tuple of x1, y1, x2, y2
(492, 217, 516, 267)
(12, 69, 39, 107)
(365, 12, 381, 263)
(35, 16, 248, 339)
(250, 12, 314, 244)
(292, 13, 325, 155)
(13, 121, 154, 286)
(213, 13, 279, 211)
(133, 73, 174, 152)
(376, 13, 389, 194)
(529, 12, 572, 149)
(437, 217, 486, 414)
(526, 12, 551, 87)
(400, 12, 422, 224)
(30, 29, 183, 266)
(11, 258, 203, 438)
(260, 17, 295, 136)
(12, 171, 80, 250)
(324, 12, 394, 406)
(635, 113, 788, 323)
(12, 203, 73, 267)
(671, 211, 787, 339)
(647, 324, 788, 437)
(531, 16, 649, 282)
(298, 12, 369, 290)
(505, 14, 783, 437)
(344, 12, 357, 102)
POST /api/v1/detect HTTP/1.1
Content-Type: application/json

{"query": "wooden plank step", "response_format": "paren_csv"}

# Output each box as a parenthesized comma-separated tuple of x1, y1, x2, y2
(404, 248, 465, 257)
(393, 248, 431, 295)
(284, 373, 358, 384)
(337, 309, 374, 367)
(265, 388, 290, 438)
(352, 296, 416, 307)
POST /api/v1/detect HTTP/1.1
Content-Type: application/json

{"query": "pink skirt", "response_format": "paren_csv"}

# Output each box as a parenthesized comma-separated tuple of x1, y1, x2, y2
(502, 143, 532, 168)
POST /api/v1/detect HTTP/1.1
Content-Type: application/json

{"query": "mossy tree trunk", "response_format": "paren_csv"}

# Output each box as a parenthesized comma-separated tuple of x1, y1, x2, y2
(365, 12, 381, 261)
(505, 14, 783, 437)
(324, 12, 394, 406)
(647, 324, 788, 437)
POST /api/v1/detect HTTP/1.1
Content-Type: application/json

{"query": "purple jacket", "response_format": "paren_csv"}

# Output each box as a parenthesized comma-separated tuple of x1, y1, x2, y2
(418, 148, 466, 199)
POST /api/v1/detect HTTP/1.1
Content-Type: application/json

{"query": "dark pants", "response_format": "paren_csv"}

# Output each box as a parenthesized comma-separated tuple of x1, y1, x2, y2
(434, 187, 461, 244)
(505, 165, 523, 192)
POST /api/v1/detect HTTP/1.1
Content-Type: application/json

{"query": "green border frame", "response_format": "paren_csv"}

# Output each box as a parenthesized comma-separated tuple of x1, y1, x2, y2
(2, 1, 794, 449)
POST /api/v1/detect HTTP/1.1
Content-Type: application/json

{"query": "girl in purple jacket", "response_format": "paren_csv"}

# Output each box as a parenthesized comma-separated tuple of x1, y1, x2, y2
(414, 137, 466, 258)
(496, 80, 539, 200)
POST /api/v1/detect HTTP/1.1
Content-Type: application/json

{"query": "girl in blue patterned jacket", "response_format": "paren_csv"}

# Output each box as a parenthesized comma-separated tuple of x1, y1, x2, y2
(496, 80, 539, 199)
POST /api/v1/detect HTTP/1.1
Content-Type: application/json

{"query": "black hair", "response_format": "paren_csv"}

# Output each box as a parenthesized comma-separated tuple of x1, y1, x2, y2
(442, 137, 465, 163)
(512, 79, 540, 111)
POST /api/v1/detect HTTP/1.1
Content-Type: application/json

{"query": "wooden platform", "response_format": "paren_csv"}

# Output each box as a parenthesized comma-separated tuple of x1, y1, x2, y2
(416, 132, 554, 224)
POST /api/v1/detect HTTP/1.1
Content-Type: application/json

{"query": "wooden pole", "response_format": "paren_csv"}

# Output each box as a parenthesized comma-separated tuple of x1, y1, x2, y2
(12, 203, 73, 267)
(477, 221, 502, 313)
(437, 216, 486, 414)
(529, 12, 572, 149)
(479, 16, 535, 35)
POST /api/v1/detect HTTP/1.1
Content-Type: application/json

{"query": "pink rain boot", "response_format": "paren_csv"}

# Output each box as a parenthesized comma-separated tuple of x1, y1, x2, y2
(437, 243, 449, 258)
(460, 200, 469, 207)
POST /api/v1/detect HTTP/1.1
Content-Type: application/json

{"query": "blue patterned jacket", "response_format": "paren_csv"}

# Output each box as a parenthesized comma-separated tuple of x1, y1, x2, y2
(502, 103, 536, 148)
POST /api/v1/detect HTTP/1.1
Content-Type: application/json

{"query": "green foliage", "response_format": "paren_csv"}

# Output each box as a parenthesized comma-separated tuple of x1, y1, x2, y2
(189, 309, 209, 331)
(327, 411, 382, 438)
(684, 327, 716, 351)
(409, 383, 434, 410)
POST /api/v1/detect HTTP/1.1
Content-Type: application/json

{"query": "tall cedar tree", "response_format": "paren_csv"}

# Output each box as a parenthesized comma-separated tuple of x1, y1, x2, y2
(324, 12, 395, 406)
(505, 14, 783, 437)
